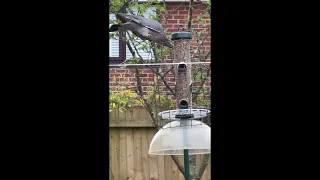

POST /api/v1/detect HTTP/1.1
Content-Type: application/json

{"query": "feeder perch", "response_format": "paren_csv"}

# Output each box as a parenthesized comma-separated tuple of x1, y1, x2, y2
(178, 62, 187, 73)
(179, 99, 189, 109)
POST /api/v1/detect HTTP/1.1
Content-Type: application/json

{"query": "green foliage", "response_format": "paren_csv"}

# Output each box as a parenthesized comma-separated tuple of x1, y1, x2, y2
(137, 43, 150, 52)
(109, 0, 126, 14)
(124, 57, 139, 64)
(154, 4, 165, 13)
(109, 32, 119, 40)
(109, 90, 142, 112)
(109, 88, 175, 113)
(194, 93, 211, 108)
(144, 87, 175, 112)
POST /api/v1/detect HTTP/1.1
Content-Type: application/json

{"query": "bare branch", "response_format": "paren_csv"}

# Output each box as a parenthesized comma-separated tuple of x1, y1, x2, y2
(147, 66, 175, 95)
(126, 40, 135, 57)
(195, 154, 211, 180)
(171, 155, 186, 176)
(191, 32, 210, 60)
(192, 68, 211, 101)
(162, 0, 168, 31)
(187, 0, 194, 30)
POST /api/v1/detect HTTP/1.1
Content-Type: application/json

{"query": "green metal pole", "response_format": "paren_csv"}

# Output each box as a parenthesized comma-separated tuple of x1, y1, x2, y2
(184, 149, 190, 180)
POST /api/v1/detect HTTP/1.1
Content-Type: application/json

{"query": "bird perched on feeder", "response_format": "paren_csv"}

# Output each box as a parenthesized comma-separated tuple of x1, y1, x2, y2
(109, 13, 173, 48)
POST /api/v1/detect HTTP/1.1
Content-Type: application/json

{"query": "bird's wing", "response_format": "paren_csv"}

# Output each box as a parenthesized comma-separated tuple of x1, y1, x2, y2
(139, 18, 163, 33)
(119, 14, 163, 33)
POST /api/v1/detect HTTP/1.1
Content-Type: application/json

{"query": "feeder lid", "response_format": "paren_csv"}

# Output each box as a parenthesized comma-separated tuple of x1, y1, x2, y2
(171, 32, 192, 40)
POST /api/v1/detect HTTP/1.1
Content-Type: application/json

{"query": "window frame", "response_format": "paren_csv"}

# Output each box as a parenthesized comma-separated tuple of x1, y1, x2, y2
(109, 39, 126, 64)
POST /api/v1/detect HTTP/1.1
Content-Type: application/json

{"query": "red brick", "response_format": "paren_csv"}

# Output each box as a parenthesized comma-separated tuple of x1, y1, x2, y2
(168, 19, 178, 24)
(177, 20, 186, 24)
(166, 6, 174, 10)
(164, 77, 171, 81)
(164, 14, 174, 20)
(179, 10, 189, 15)
(167, 28, 176, 32)
(109, 73, 121, 77)
(173, 24, 185, 28)
(173, 15, 186, 20)
(123, 73, 133, 77)
(142, 77, 154, 83)
(147, 73, 155, 77)
(115, 78, 125, 81)
(192, 10, 202, 15)
(165, 24, 173, 28)
(165, 73, 174, 77)
(176, 6, 187, 11)
(142, 69, 152, 73)
(203, 42, 211, 46)
(128, 78, 136, 82)
(115, 69, 126, 73)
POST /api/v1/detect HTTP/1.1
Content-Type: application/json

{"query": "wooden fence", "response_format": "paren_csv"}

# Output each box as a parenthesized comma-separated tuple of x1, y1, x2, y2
(109, 107, 211, 180)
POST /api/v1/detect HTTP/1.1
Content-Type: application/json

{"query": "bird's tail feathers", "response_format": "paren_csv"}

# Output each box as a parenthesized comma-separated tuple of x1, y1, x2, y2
(109, 24, 120, 32)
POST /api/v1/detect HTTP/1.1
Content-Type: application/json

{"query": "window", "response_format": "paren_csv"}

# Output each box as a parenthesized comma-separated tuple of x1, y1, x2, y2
(109, 14, 126, 64)
(109, 7, 157, 64)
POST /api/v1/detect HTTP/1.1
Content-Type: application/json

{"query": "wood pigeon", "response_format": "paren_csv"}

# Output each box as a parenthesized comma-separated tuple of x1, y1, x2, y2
(109, 13, 173, 48)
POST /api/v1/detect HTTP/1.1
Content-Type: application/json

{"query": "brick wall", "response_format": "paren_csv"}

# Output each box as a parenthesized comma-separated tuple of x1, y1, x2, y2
(162, 3, 211, 53)
(109, 2, 211, 95)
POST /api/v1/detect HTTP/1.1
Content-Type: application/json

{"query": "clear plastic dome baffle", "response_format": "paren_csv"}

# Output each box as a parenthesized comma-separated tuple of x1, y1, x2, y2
(148, 120, 211, 155)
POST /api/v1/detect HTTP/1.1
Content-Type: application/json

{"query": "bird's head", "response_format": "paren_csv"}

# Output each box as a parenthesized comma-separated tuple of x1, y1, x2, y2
(162, 41, 173, 48)
(151, 33, 174, 48)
